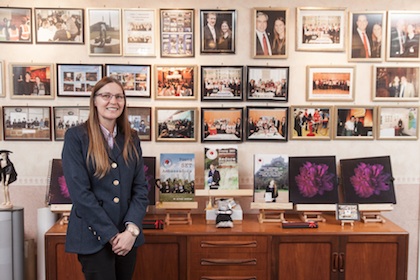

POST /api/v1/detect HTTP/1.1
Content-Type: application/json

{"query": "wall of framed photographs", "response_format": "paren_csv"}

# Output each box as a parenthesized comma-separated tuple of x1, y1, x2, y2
(1, 1, 420, 278)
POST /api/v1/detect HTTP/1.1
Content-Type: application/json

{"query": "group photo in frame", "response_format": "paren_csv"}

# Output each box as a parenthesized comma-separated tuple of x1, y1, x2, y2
(253, 8, 288, 58)
(155, 107, 197, 142)
(155, 65, 196, 100)
(106, 64, 151, 98)
(3, 106, 52, 141)
(307, 66, 355, 102)
(201, 65, 243, 101)
(0, 7, 32, 43)
(57, 64, 103, 97)
(160, 9, 194, 57)
(373, 65, 419, 101)
(123, 9, 157, 57)
(246, 106, 288, 142)
(201, 107, 243, 142)
(387, 11, 420, 61)
(296, 7, 346, 52)
(348, 11, 386, 61)
(336, 203, 360, 221)
(53, 106, 89, 141)
(291, 106, 332, 140)
(34, 8, 84, 44)
(200, 9, 236, 54)
(247, 66, 289, 101)
(127, 107, 152, 141)
(378, 106, 418, 140)
(335, 106, 376, 139)
(87, 8, 122, 56)
(10, 63, 54, 99)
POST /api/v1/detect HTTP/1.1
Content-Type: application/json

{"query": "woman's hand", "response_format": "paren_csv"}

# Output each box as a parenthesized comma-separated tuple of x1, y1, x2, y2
(110, 230, 136, 256)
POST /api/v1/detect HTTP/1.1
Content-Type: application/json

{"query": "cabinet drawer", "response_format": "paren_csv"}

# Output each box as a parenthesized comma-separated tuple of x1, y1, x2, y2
(189, 235, 268, 253)
(191, 252, 267, 267)
(190, 269, 267, 280)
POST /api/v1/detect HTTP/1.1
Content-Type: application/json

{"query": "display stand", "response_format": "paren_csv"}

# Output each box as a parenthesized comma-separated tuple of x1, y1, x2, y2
(50, 204, 72, 225)
(250, 202, 293, 223)
(156, 202, 198, 225)
(341, 220, 355, 227)
(295, 204, 336, 223)
(359, 204, 393, 224)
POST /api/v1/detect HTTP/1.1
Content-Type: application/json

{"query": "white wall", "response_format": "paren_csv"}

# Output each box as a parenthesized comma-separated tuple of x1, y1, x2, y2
(2, 0, 420, 279)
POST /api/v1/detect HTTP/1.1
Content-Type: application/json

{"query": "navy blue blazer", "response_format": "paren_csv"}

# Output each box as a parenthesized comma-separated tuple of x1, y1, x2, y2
(62, 124, 149, 255)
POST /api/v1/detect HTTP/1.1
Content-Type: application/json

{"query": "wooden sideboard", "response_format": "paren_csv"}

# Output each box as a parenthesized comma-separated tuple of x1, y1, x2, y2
(45, 214, 408, 280)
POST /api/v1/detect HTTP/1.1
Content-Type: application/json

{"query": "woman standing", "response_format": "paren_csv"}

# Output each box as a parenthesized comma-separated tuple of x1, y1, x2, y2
(271, 17, 286, 55)
(217, 20, 232, 50)
(62, 76, 149, 280)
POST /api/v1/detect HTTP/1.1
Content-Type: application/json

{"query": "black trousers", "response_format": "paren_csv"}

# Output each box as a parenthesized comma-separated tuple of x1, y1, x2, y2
(78, 243, 137, 280)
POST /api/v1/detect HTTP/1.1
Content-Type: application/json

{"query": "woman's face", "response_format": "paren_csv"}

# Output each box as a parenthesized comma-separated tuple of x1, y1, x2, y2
(274, 19, 285, 35)
(94, 82, 125, 126)
(221, 22, 229, 32)
(372, 24, 382, 38)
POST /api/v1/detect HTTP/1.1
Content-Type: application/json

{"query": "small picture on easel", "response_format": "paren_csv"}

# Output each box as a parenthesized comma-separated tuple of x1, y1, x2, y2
(336, 203, 360, 221)
(288, 156, 339, 204)
(47, 159, 72, 205)
(340, 156, 396, 204)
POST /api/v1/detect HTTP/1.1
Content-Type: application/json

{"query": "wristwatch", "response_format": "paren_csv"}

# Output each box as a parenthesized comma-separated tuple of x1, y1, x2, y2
(127, 225, 140, 237)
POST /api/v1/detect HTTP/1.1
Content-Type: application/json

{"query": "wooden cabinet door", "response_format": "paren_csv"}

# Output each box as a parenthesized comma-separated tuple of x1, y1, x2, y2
(340, 235, 408, 280)
(273, 235, 339, 280)
(133, 235, 187, 280)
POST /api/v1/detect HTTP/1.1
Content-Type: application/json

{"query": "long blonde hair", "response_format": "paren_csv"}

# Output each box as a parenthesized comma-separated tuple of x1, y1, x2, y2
(86, 76, 138, 178)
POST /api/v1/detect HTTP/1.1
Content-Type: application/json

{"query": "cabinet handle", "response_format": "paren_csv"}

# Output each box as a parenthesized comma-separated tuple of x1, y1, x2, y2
(200, 241, 257, 248)
(201, 277, 256, 280)
(339, 253, 345, 273)
(332, 252, 338, 272)
(201, 258, 257, 265)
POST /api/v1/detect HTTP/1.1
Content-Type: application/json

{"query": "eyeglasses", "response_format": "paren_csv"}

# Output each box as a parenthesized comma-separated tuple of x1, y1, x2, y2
(95, 93, 125, 101)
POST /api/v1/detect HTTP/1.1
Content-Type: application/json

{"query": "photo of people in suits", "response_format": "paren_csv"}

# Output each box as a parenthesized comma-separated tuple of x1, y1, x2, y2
(374, 66, 419, 100)
(349, 12, 385, 60)
(335, 107, 375, 139)
(253, 9, 287, 58)
(388, 11, 420, 60)
(200, 10, 235, 53)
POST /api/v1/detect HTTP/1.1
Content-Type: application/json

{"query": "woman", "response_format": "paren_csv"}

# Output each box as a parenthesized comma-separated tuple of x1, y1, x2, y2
(271, 17, 286, 55)
(404, 24, 419, 57)
(265, 179, 278, 202)
(371, 23, 382, 58)
(62, 76, 149, 280)
(217, 20, 232, 50)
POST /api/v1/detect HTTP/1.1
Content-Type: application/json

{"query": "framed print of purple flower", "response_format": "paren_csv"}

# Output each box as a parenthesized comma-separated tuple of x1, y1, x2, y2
(350, 163, 391, 198)
(295, 162, 335, 197)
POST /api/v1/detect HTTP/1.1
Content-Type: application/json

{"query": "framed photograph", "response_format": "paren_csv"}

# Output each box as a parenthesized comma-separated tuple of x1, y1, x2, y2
(378, 106, 418, 140)
(201, 107, 243, 142)
(201, 65, 243, 101)
(296, 7, 346, 52)
(87, 8, 122, 56)
(57, 64, 103, 97)
(336, 204, 360, 221)
(35, 8, 84, 44)
(200, 9, 236, 54)
(387, 11, 420, 61)
(3, 106, 52, 141)
(335, 106, 376, 139)
(246, 106, 288, 141)
(155, 107, 197, 142)
(291, 106, 332, 140)
(128, 106, 152, 141)
(348, 11, 386, 61)
(143, 157, 156, 205)
(253, 8, 289, 58)
(106, 64, 151, 98)
(289, 156, 339, 204)
(247, 66, 289, 101)
(307, 66, 355, 102)
(10, 63, 54, 99)
(160, 9, 194, 57)
(0, 7, 32, 43)
(123, 9, 157, 56)
(53, 106, 89, 141)
(373, 65, 419, 101)
(340, 156, 396, 204)
(0, 60, 4, 97)
(155, 65, 196, 100)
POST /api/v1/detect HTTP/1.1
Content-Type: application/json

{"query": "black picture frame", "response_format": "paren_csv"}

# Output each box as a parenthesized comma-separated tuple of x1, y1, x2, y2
(246, 66, 289, 101)
(127, 106, 152, 141)
(201, 107, 243, 142)
(106, 64, 151, 98)
(246, 106, 288, 142)
(200, 9, 236, 54)
(201, 65, 243, 101)
(155, 107, 197, 142)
